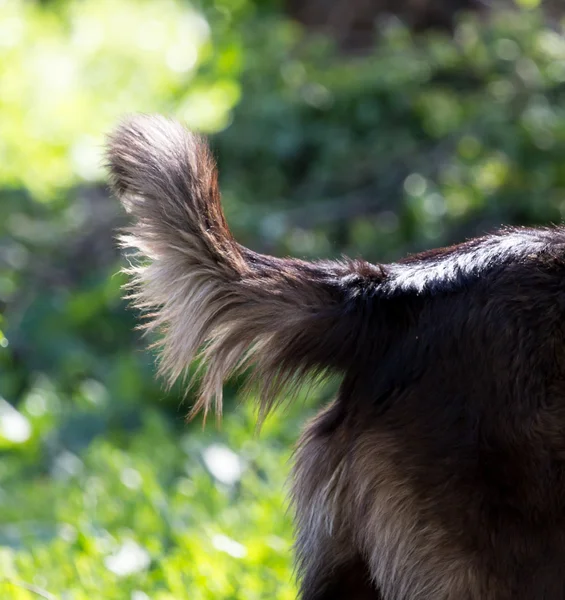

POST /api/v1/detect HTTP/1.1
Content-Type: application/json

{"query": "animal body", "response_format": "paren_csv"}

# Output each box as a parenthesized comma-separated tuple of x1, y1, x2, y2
(107, 115, 565, 599)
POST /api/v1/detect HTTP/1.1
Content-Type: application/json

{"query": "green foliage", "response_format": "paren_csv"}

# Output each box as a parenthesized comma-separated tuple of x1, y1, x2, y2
(0, 0, 226, 196)
(216, 10, 565, 263)
(3, 0, 565, 597)
(0, 387, 303, 599)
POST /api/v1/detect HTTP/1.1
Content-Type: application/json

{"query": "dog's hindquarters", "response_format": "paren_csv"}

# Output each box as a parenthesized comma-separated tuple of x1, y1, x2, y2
(108, 115, 565, 600)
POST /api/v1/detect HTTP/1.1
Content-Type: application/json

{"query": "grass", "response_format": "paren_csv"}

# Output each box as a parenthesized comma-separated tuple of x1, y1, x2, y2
(0, 384, 322, 600)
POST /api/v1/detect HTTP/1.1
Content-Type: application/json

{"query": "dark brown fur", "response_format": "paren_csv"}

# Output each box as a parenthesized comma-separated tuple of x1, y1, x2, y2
(107, 114, 565, 599)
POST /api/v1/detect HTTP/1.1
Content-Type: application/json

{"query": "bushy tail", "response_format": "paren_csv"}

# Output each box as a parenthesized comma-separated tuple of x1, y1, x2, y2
(106, 115, 384, 421)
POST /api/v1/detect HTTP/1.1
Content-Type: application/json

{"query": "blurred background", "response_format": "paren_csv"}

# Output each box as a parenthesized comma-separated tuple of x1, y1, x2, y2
(1, 0, 564, 597)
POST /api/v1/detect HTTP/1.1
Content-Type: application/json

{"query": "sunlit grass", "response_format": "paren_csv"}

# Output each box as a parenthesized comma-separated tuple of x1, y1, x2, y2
(0, 390, 318, 599)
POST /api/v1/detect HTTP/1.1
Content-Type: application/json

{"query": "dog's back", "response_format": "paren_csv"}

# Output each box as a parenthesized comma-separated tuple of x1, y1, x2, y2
(108, 115, 565, 599)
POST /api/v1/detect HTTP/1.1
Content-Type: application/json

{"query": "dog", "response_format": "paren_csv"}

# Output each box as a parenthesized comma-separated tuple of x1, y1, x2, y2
(107, 114, 565, 599)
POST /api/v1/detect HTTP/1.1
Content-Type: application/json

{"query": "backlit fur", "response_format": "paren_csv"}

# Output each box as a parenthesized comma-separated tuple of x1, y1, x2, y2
(108, 114, 565, 599)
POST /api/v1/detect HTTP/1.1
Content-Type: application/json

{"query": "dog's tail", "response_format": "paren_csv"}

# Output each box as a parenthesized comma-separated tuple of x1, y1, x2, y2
(107, 115, 384, 421)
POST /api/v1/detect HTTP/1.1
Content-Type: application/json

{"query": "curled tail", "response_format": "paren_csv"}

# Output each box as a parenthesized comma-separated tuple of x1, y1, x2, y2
(107, 115, 384, 421)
